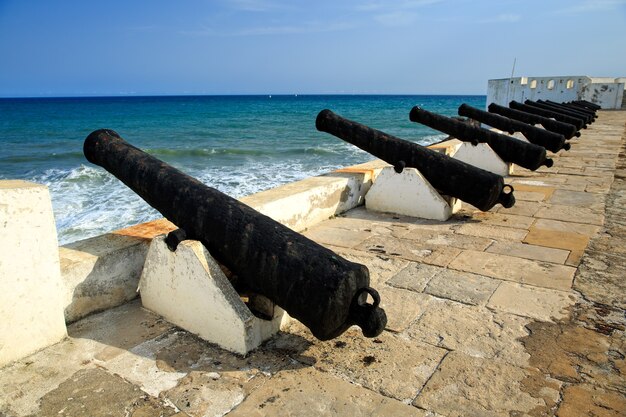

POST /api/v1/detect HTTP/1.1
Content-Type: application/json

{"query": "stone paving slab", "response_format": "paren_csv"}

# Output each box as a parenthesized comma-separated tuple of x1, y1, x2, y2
(448, 250, 575, 290)
(227, 367, 430, 417)
(485, 240, 570, 264)
(423, 269, 500, 306)
(407, 298, 531, 367)
(413, 351, 562, 417)
(487, 282, 577, 322)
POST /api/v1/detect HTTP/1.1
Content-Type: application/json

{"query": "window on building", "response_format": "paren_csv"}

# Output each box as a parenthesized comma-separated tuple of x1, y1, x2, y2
(566, 79, 574, 89)
(520, 77, 528, 85)
(530, 80, 537, 89)
(547, 79, 555, 90)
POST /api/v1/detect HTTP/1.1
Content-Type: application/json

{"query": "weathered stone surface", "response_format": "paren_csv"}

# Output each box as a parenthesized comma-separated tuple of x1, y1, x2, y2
(393, 228, 493, 251)
(469, 212, 535, 230)
(423, 269, 500, 305)
(377, 286, 434, 332)
(227, 367, 430, 417)
(164, 371, 262, 417)
(69, 300, 175, 361)
(488, 282, 576, 322)
(495, 200, 543, 216)
(333, 250, 409, 287)
(574, 251, 626, 309)
(386, 262, 442, 292)
(533, 218, 602, 236)
(414, 352, 561, 417)
(486, 241, 570, 264)
(549, 189, 606, 209)
(507, 183, 555, 201)
(557, 384, 626, 417)
(449, 250, 575, 291)
(455, 223, 528, 241)
(356, 236, 462, 267)
(304, 225, 373, 248)
(30, 368, 181, 417)
(270, 327, 446, 403)
(524, 226, 590, 251)
(535, 204, 604, 225)
(408, 298, 531, 367)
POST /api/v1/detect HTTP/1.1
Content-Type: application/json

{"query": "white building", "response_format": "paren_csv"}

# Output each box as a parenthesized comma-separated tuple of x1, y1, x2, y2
(487, 76, 625, 109)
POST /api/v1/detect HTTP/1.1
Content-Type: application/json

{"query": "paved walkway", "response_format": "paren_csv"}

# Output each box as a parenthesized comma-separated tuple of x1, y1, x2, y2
(1, 112, 625, 417)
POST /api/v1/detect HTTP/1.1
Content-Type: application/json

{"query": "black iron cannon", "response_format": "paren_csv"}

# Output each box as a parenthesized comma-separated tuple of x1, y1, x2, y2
(84, 129, 387, 341)
(544, 100, 596, 121)
(566, 101, 599, 116)
(488, 103, 580, 139)
(315, 109, 515, 211)
(408, 106, 553, 171)
(573, 100, 601, 111)
(527, 100, 592, 125)
(509, 101, 584, 130)
(457, 104, 569, 153)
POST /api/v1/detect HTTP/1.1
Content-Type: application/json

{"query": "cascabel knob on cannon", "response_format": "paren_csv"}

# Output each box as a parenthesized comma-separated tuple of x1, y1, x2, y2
(83, 129, 387, 341)
(409, 106, 553, 171)
(315, 109, 515, 211)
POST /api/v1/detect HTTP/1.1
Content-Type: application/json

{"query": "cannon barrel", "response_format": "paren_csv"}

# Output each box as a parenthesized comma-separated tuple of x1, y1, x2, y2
(567, 101, 599, 115)
(458, 104, 569, 153)
(488, 103, 579, 139)
(84, 129, 387, 341)
(409, 106, 553, 171)
(315, 109, 515, 211)
(544, 100, 596, 120)
(528, 100, 592, 125)
(573, 100, 601, 111)
(510, 101, 584, 130)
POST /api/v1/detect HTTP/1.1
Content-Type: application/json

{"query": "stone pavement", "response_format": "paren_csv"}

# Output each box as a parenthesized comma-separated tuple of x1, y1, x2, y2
(1, 112, 625, 416)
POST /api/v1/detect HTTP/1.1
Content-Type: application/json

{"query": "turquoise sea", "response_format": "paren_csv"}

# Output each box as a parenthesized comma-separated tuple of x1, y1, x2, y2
(0, 95, 485, 244)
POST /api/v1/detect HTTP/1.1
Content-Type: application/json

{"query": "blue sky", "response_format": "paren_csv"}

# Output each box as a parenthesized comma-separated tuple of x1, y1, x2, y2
(0, 0, 625, 96)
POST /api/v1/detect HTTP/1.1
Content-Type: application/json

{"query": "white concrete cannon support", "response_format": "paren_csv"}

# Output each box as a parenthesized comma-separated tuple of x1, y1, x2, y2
(365, 166, 462, 221)
(0, 180, 67, 367)
(139, 236, 286, 356)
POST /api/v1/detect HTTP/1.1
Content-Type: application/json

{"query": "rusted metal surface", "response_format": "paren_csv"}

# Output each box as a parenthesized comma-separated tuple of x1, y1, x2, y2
(526, 100, 592, 125)
(488, 103, 580, 139)
(573, 100, 601, 111)
(458, 104, 569, 153)
(409, 107, 553, 171)
(510, 101, 584, 130)
(315, 109, 515, 211)
(545, 100, 596, 120)
(84, 129, 387, 341)
(566, 101, 600, 116)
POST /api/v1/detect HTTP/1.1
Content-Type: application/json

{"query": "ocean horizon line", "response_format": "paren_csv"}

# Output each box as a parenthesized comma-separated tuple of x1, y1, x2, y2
(0, 93, 487, 100)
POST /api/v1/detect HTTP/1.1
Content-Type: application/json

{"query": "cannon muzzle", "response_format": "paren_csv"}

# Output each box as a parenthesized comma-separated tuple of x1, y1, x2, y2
(487, 103, 579, 139)
(409, 107, 552, 171)
(84, 129, 387, 341)
(316, 109, 515, 211)
(458, 104, 568, 153)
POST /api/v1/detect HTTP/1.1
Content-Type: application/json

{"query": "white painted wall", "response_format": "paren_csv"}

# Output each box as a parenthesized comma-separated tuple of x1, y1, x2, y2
(487, 76, 625, 109)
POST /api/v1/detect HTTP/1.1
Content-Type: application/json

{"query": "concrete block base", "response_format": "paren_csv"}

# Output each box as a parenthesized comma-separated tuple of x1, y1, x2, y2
(365, 167, 461, 221)
(139, 236, 285, 355)
(451, 142, 513, 176)
(0, 180, 67, 367)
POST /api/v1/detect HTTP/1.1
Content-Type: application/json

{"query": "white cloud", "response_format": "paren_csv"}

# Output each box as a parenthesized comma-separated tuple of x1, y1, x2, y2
(374, 12, 418, 26)
(356, 0, 442, 12)
(556, 0, 626, 14)
(480, 13, 521, 23)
